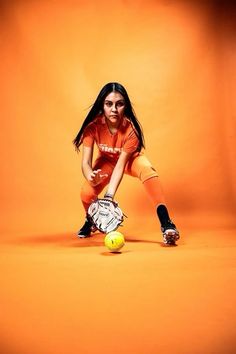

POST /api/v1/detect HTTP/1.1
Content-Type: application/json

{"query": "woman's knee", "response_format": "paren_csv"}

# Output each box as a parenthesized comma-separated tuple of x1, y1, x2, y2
(140, 165, 158, 183)
(80, 183, 98, 204)
(126, 154, 158, 182)
(80, 178, 108, 204)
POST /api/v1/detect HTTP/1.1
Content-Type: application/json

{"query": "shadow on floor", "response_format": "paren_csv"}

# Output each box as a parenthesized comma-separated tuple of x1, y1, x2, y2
(2, 231, 174, 248)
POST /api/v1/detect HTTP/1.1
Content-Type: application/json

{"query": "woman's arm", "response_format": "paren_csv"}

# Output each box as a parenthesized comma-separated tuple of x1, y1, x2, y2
(81, 146, 93, 180)
(82, 146, 108, 186)
(105, 151, 131, 199)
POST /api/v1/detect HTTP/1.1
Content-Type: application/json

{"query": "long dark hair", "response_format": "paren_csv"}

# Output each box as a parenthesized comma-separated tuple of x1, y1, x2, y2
(73, 82, 145, 152)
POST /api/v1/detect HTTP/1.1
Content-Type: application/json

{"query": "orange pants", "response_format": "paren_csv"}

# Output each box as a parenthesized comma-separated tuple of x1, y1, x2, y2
(81, 153, 165, 211)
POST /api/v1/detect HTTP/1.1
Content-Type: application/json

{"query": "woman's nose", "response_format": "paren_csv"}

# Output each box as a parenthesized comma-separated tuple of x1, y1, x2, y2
(111, 104, 117, 111)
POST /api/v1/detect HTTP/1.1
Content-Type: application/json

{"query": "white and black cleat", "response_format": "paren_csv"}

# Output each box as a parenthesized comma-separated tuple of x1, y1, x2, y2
(77, 217, 97, 238)
(161, 221, 180, 245)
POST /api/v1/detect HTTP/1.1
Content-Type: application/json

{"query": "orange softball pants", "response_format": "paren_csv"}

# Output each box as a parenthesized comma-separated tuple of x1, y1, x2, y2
(81, 153, 166, 211)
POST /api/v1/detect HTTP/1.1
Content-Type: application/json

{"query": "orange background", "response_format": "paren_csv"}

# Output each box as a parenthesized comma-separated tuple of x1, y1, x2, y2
(0, 2, 236, 354)
(1, 0, 235, 237)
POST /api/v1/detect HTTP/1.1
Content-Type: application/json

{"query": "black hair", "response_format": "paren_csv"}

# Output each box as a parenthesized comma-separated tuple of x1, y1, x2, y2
(73, 82, 145, 152)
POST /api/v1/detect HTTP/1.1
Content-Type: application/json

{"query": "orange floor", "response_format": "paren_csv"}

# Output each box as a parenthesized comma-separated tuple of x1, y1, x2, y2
(1, 223, 236, 354)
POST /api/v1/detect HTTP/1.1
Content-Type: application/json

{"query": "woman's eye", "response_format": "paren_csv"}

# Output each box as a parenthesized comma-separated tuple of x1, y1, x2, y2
(105, 101, 124, 108)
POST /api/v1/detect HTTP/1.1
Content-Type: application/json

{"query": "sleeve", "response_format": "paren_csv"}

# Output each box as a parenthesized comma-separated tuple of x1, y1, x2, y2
(82, 124, 96, 147)
(123, 128, 139, 154)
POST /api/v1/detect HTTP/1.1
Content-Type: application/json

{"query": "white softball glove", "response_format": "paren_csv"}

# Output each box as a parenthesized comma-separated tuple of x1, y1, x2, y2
(87, 199, 125, 233)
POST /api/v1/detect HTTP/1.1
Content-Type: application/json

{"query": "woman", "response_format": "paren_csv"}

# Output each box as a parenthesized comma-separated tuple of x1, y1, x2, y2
(73, 82, 180, 245)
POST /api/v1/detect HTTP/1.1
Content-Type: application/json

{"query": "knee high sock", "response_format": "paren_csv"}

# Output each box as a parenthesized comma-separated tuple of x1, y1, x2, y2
(142, 176, 166, 206)
(143, 177, 171, 226)
(82, 201, 91, 213)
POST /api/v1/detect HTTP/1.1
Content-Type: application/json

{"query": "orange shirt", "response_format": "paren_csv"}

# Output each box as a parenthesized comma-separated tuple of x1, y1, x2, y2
(82, 115, 139, 161)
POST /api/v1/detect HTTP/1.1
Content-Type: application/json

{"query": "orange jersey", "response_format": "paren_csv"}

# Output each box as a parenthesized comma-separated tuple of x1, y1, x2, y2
(82, 115, 140, 161)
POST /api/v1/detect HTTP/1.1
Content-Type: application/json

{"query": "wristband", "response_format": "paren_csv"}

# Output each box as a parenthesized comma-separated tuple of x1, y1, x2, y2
(104, 192, 113, 199)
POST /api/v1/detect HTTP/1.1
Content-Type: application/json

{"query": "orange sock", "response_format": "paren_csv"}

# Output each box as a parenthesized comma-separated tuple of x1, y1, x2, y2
(143, 176, 166, 207)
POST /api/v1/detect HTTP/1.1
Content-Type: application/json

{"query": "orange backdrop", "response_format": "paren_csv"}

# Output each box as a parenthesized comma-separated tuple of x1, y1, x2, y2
(0, 0, 235, 237)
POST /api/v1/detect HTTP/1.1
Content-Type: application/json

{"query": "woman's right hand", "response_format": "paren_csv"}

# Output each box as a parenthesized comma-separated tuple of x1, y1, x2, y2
(88, 169, 108, 186)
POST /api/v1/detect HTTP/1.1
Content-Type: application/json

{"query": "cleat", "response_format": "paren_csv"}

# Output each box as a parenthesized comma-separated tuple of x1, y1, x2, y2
(161, 220, 180, 245)
(77, 216, 96, 238)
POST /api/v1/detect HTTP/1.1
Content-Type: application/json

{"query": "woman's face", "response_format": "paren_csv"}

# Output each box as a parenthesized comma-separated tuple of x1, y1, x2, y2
(103, 91, 125, 126)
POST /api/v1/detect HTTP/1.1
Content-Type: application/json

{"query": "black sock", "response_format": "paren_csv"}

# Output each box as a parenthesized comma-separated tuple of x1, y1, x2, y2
(156, 204, 171, 226)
